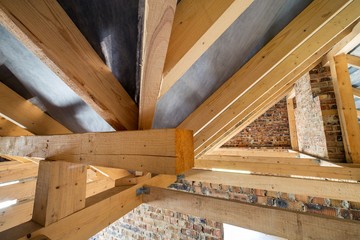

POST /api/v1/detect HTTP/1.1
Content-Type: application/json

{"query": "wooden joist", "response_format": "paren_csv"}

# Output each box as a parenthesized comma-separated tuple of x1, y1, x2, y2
(0, 117, 33, 137)
(185, 169, 360, 202)
(0, 178, 36, 202)
(160, 0, 253, 97)
(330, 54, 360, 163)
(0, 200, 34, 234)
(178, 0, 358, 155)
(208, 148, 300, 158)
(195, 159, 360, 181)
(0, 83, 70, 135)
(144, 187, 360, 240)
(0, 162, 38, 183)
(138, 0, 177, 129)
(0, 129, 194, 174)
(0, 0, 138, 130)
(353, 87, 360, 97)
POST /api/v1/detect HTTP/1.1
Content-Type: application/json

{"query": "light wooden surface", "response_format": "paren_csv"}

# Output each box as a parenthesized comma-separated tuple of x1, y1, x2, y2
(0, 162, 38, 183)
(353, 87, 360, 97)
(287, 96, 299, 151)
(144, 187, 360, 240)
(208, 148, 300, 158)
(138, 0, 176, 129)
(0, 83, 71, 135)
(346, 54, 360, 68)
(178, 0, 352, 134)
(0, 129, 194, 174)
(185, 169, 360, 202)
(32, 161, 87, 226)
(160, 0, 253, 96)
(0, 0, 138, 130)
(0, 178, 36, 202)
(331, 54, 360, 163)
(0, 117, 33, 137)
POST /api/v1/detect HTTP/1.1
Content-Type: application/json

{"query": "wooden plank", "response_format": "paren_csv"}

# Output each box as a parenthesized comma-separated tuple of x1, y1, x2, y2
(0, 163, 38, 183)
(188, 1, 359, 156)
(160, 0, 254, 96)
(353, 87, 360, 97)
(0, 175, 176, 240)
(185, 169, 360, 202)
(32, 161, 87, 226)
(208, 148, 300, 158)
(178, 0, 353, 135)
(0, 83, 70, 135)
(115, 173, 152, 186)
(331, 54, 360, 163)
(0, 117, 33, 137)
(346, 54, 360, 68)
(0, 178, 36, 202)
(0, 129, 194, 174)
(138, 0, 176, 129)
(287, 96, 299, 151)
(90, 166, 131, 181)
(0, 0, 138, 130)
(195, 159, 360, 181)
(144, 187, 360, 240)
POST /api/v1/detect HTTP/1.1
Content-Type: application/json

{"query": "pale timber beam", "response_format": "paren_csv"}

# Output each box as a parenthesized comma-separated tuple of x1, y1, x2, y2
(0, 83, 70, 135)
(207, 148, 300, 158)
(185, 169, 360, 202)
(0, 129, 194, 174)
(32, 161, 87, 226)
(0, 117, 33, 137)
(160, 0, 253, 97)
(0, 162, 38, 183)
(330, 54, 360, 163)
(346, 54, 360, 68)
(195, 159, 360, 181)
(353, 87, 360, 97)
(144, 187, 360, 240)
(1, 175, 176, 240)
(138, 0, 176, 129)
(0, 178, 36, 202)
(180, 0, 359, 157)
(287, 96, 299, 151)
(0, 0, 138, 130)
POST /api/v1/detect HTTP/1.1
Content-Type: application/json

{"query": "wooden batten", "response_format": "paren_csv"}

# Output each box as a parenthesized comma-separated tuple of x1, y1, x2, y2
(0, 117, 33, 137)
(0, 129, 194, 174)
(346, 54, 360, 68)
(353, 87, 360, 97)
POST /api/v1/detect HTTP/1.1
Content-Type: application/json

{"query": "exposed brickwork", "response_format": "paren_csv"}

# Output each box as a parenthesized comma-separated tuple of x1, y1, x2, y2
(294, 65, 345, 162)
(223, 98, 291, 149)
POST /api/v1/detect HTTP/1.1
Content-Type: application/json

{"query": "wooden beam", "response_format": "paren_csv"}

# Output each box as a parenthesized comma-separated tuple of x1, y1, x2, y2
(195, 159, 360, 181)
(115, 172, 152, 186)
(185, 169, 360, 202)
(160, 0, 253, 97)
(182, 1, 359, 157)
(1, 175, 176, 240)
(0, 117, 33, 137)
(353, 87, 360, 97)
(138, 0, 176, 129)
(0, 0, 138, 130)
(32, 161, 87, 226)
(0, 129, 194, 174)
(0, 178, 36, 202)
(330, 54, 360, 163)
(208, 148, 300, 158)
(0, 162, 38, 183)
(144, 187, 360, 240)
(0, 83, 70, 135)
(346, 54, 360, 68)
(287, 97, 299, 151)
(90, 166, 131, 181)
(178, 0, 354, 134)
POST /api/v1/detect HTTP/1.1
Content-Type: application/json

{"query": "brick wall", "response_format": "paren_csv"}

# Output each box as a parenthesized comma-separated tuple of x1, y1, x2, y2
(294, 65, 345, 162)
(222, 98, 291, 149)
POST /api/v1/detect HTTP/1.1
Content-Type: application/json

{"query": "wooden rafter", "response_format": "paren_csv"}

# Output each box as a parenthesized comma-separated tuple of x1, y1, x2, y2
(353, 87, 360, 97)
(0, 83, 70, 135)
(208, 148, 300, 158)
(287, 95, 299, 151)
(0, 129, 194, 174)
(144, 187, 360, 240)
(138, 0, 177, 129)
(160, 0, 253, 97)
(0, 117, 33, 137)
(179, 0, 359, 157)
(0, 0, 138, 130)
(346, 54, 360, 68)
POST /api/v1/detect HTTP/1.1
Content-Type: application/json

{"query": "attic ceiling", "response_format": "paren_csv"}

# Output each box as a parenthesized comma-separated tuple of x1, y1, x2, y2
(0, 0, 312, 132)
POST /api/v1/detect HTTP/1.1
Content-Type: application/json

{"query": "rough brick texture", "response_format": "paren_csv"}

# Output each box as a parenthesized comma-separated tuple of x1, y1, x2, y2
(222, 98, 291, 149)
(294, 65, 345, 162)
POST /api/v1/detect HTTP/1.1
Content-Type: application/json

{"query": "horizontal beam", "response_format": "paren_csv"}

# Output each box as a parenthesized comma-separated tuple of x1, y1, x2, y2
(0, 162, 38, 183)
(0, 0, 138, 130)
(144, 187, 360, 240)
(208, 148, 300, 158)
(0, 178, 36, 202)
(0, 129, 194, 174)
(195, 159, 360, 181)
(185, 169, 360, 202)
(0, 83, 71, 135)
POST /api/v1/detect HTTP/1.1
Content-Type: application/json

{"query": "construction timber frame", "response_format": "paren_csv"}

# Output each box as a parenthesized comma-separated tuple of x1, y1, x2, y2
(0, 0, 360, 239)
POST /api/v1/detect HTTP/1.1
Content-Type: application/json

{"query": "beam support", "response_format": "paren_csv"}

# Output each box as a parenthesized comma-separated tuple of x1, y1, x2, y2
(144, 187, 360, 240)
(0, 129, 194, 174)
(287, 96, 299, 151)
(0, 0, 138, 130)
(346, 54, 360, 68)
(160, 0, 253, 96)
(138, 0, 176, 129)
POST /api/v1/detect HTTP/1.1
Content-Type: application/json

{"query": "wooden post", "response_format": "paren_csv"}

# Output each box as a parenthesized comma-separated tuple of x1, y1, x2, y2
(32, 161, 87, 226)
(287, 96, 299, 151)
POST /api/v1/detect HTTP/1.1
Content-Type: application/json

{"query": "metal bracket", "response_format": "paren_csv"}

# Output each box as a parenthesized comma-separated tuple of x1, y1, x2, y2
(136, 186, 150, 196)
